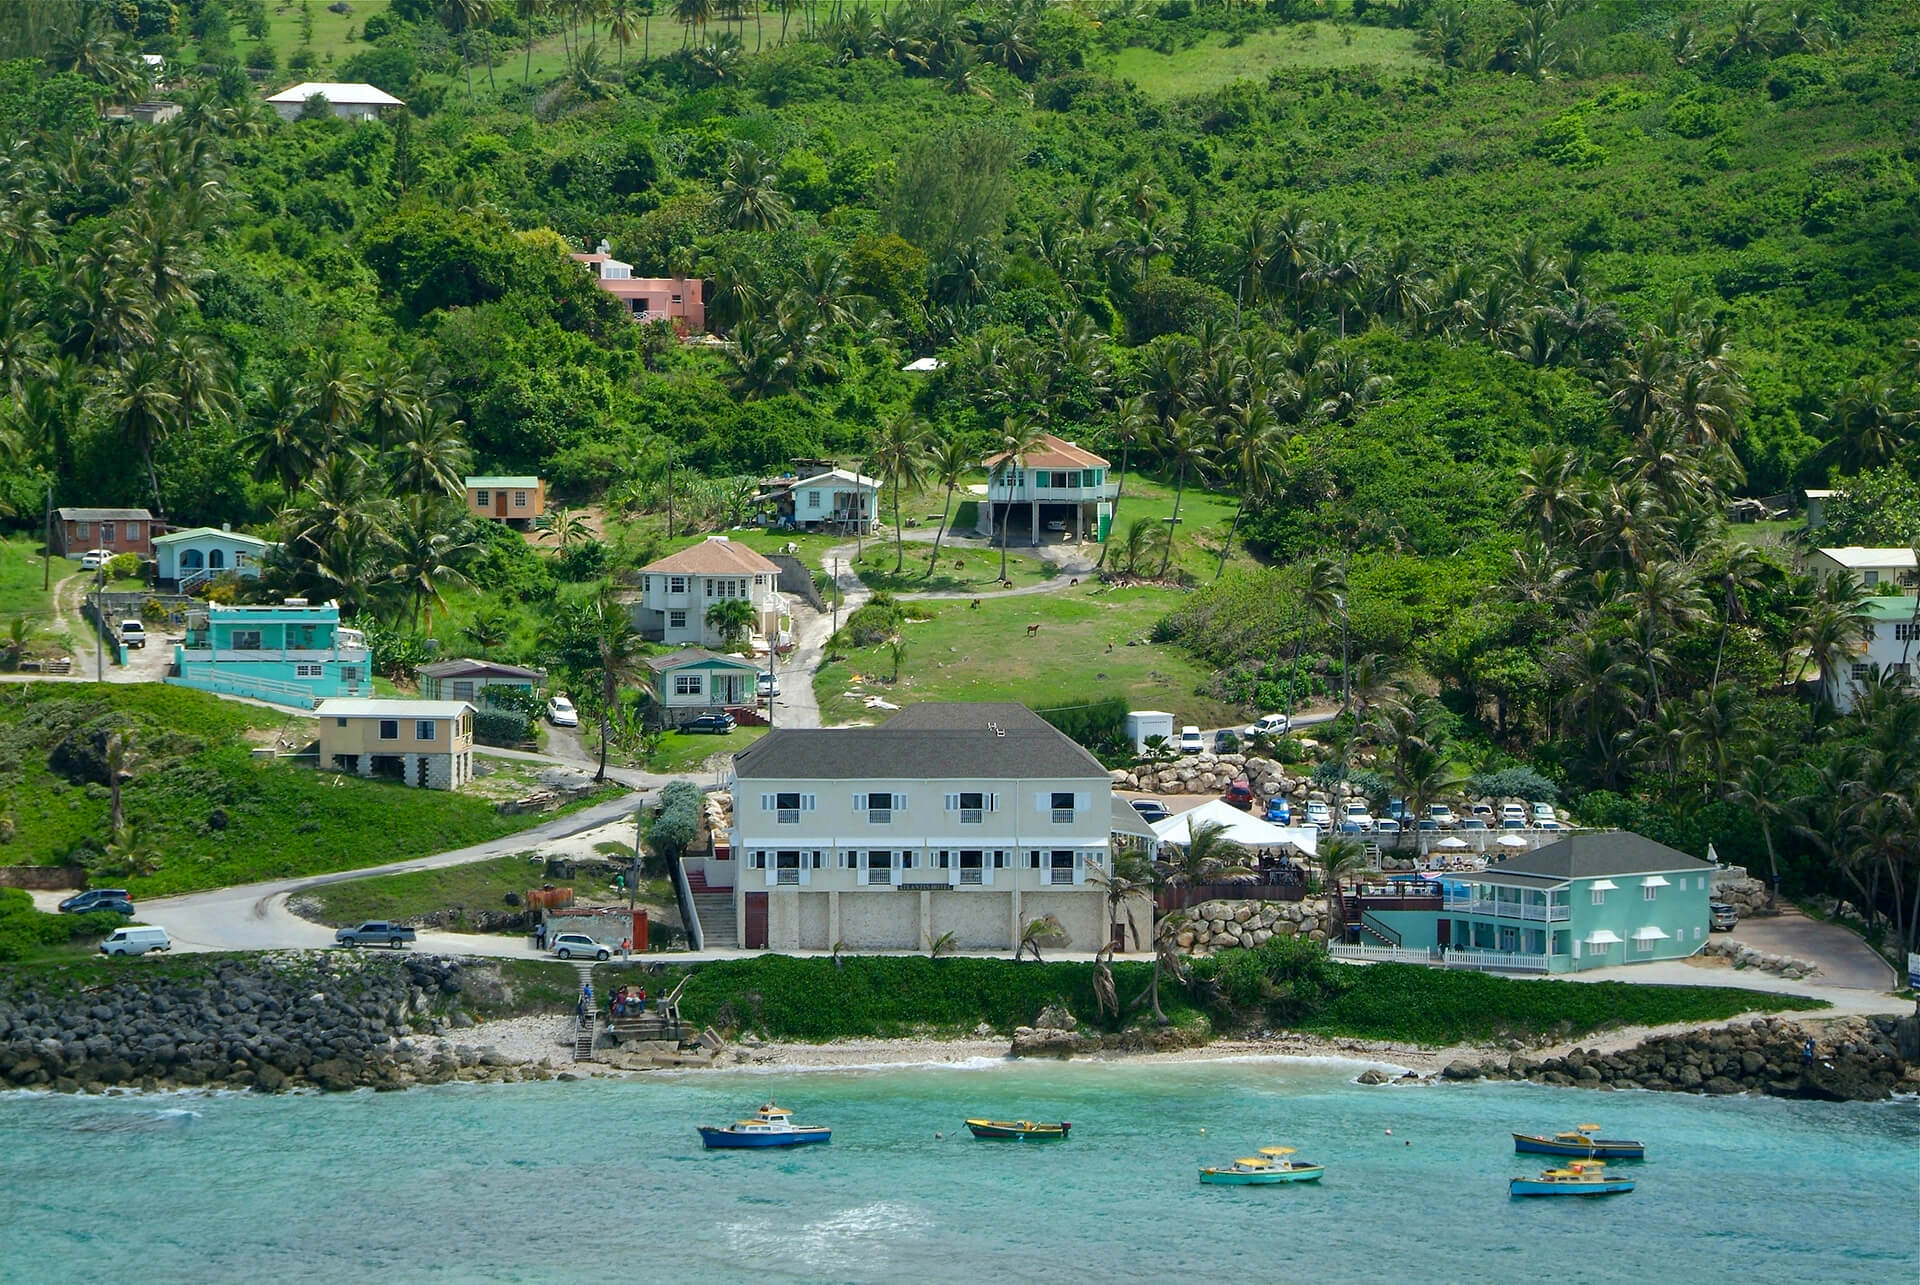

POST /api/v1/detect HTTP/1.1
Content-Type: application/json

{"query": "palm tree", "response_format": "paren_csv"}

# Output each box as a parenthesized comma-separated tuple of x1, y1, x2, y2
(1511, 443, 1588, 550)
(386, 406, 471, 498)
(987, 418, 1045, 583)
(1153, 411, 1211, 579)
(1810, 376, 1913, 476)
(518, 0, 546, 81)
(241, 375, 322, 501)
(1095, 395, 1152, 571)
(1118, 517, 1168, 576)
(866, 413, 930, 574)
(1315, 834, 1368, 897)
(1214, 404, 1284, 581)
(1285, 557, 1345, 714)
(1091, 851, 1155, 954)
(302, 350, 367, 450)
(581, 597, 646, 782)
(108, 350, 179, 518)
(922, 436, 972, 579)
(705, 597, 755, 651)
(1708, 540, 1769, 696)
(535, 506, 594, 553)
(885, 633, 908, 683)
(711, 144, 790, 231)
(608, 0, 640, 63)
(1162, 819, 1255, 889)
(104, 729, 139, 837)
(387, 497, 473, 631)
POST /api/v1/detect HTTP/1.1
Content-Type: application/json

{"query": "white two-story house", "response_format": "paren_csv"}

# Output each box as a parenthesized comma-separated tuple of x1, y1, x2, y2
(727, 702, 1142, 953)
(977, 433, 1118, 546)
(627, 537, 788, 651)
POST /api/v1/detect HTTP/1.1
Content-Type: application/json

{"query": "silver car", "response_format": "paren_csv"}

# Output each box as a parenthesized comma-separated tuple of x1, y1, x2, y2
(550, 932, 610, 961)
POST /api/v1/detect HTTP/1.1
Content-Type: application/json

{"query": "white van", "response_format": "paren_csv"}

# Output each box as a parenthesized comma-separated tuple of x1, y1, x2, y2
(99, 925, 171, 957)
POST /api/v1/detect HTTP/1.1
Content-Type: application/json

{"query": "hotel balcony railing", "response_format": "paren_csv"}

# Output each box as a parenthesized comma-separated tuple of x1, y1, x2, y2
(1442, 894, 1569, 922)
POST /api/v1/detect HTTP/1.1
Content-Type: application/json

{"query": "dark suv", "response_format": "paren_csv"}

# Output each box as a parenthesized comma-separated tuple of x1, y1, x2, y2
(685, 713, 736, 735)
(59, 889, 134, 915)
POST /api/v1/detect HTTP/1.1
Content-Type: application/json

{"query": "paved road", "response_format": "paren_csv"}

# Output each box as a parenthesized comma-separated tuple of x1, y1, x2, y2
(1726, 905, 1899, 990)
(132, 786, 652, 956)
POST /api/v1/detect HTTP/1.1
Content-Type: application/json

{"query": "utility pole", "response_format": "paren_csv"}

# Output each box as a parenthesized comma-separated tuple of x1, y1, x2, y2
(830, 557, 840, 634)
(92, 562, 105, 681)
(41, 486, 52, 592)
(624, 804, 642, 963)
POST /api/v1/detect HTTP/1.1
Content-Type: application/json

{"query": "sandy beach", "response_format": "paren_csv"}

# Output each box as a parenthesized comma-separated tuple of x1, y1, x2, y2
(426, 1006, 1851, 1082)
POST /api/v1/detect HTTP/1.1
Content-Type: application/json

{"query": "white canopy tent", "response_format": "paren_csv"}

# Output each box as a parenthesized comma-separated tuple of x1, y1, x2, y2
(1150, 799, 1319, 856)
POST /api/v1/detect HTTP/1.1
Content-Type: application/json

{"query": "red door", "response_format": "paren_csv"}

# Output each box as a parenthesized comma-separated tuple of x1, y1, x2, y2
(494, 492, 508, 517)
(1436, 919, 1451, 947)
(743, 892, 768, 949)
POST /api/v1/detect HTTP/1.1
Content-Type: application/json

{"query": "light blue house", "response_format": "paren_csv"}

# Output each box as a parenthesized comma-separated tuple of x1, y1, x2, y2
(167, 600, 372, 708)
(1439, 832, 1713, 973)
(152, 526, 277, 590)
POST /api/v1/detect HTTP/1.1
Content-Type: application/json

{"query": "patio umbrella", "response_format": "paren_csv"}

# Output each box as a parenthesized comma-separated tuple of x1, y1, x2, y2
(1496, 834, 1528, 848)
(1436, 836, 1470, 850)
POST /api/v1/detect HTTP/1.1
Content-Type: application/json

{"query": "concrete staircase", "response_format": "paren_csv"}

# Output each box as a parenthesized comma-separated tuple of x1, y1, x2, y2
(693, 894, 736, 949)
(570, 962, 597, 1062)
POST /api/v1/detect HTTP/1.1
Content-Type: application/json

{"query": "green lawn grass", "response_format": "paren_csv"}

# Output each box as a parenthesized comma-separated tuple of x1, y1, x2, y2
(814, 582, 1243, 727)
(193, 0, 395, 74)
(851, 544, 1056, 594)
(298, 852, 669, 930)
(0, 684, 613, 898)
(647, 722, 768, 772)
(1104, 470, 1261, 583)
(1102, 23, 1422, 100)
(0, 534, 64, 630)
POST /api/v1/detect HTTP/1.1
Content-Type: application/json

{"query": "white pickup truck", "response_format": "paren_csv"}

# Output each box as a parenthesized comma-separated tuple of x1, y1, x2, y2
(118, 620, 146, 649)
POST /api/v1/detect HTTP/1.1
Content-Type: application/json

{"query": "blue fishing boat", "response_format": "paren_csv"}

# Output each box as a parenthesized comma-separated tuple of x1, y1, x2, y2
(1509, 1161, 1635, 1198)
(1513, 1123, 1645, 1161)
(698, 1102, 831, 1150)
(1199, 1146, 1325, 1186)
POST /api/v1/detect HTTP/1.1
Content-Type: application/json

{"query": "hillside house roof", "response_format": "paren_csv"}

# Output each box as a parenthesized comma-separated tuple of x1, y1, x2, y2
(982, 433, 1109, 471)
(644, 648, 762, 673)
(151, 526, 273, 549)
(782, 468, 880, 491)
(640, 537, 780, 577)
(316, 699, 473, 719)
(464, 476, 541, 489)
(417, 658, 547, 681)
(56, 507, 152, 522)
(1479, 832, 1713, 884)
(733, 702, 1107, 780)
(266, 82, 404, 106)
(1814, 547, 1916, 570)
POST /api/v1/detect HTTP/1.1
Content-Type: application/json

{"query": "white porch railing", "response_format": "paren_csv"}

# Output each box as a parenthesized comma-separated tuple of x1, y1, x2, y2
(1440, 949, 1552, 973)
(1441, 895, 1569, 922)
(1330, 943, 1435, 965)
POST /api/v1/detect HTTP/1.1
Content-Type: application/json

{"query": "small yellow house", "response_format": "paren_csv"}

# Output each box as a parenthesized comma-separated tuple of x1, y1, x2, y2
(464, 476, 546, 528)
(316, 698, 474, 790)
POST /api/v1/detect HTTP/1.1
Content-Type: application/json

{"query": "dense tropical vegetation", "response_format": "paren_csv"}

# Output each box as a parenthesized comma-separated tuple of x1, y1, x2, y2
(0, 0, 1915, 947)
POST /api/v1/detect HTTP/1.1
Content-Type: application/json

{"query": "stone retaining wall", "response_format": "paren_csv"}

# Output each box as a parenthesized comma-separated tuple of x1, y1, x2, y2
(0, 865, 87, 891)
(1698, 936, 1819, 979)
(1174, 897, 1332, 954)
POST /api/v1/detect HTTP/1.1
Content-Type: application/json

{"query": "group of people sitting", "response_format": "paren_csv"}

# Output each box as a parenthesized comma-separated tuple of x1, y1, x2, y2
(609, 985, 649, 1018)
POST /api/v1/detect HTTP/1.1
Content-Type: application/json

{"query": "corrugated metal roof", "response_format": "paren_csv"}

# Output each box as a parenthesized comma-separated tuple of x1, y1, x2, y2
(316, 699, 473, 718)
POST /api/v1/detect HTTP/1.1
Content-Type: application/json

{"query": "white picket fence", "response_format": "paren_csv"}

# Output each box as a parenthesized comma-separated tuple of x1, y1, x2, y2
(1330, 943, 1553, 974)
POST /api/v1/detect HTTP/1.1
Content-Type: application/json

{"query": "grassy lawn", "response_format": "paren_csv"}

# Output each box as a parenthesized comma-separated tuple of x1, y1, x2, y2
(815, 583, 1243, 727)
(0, 534, 64, 631)
(1104, 471, 1261, 584)
(647, 722, 768, 772)
(298, 852, 674, 931)
(191, 0, 395, 72)
(0, 684, 615, 898)
(851, 543, 1055, 594)
(1102, 23, 1422, 99)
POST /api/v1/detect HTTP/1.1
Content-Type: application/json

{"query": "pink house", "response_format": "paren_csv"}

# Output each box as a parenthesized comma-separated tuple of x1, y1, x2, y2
(571, 243, 705, 335)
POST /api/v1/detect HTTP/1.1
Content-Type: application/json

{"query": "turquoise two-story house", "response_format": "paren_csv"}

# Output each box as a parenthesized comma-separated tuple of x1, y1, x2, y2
(1439, 832, 1713, 973)
(167, 600, 372, 709)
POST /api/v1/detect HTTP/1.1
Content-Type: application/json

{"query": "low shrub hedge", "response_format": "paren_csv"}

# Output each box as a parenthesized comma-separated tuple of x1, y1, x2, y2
(0, 887, 125, 962)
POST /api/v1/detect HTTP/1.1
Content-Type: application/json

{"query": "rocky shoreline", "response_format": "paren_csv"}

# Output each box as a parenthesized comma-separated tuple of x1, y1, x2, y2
(4, 955, 1913, 1102)
(0, 955, 566, 1095)
(1431, 1015, 1920, 1102)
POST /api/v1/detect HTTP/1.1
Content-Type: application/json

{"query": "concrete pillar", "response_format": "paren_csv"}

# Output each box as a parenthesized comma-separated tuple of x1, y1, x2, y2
(919, 890, 931, 949)
(828, 890, 840, 949)
(355, 754, 373, 778)
(1030, 499, 1039, 546)
(1009, 887, 1023, 954)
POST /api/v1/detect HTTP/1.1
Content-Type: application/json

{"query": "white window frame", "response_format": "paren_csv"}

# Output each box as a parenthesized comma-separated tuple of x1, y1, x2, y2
(1591, 889, 1606, 906)
(674, 673, 702, 696)
(668, 575, 688, 594)
(474, 489, 489, 507)
(295, 663, 323, 678)
(514, 491, 527, 508)
(1643, 884, 1657, 902)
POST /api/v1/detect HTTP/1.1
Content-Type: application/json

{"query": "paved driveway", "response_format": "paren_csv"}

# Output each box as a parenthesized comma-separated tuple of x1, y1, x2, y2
(1726, 905, 1899, 990)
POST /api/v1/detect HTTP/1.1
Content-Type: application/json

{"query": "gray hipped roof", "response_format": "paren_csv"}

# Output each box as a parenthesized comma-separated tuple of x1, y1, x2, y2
(417, 658, 546, 681)
(733, 702, 1107, 781)
(58, 507, 152, 521)
(1486, 831, 1713, 881)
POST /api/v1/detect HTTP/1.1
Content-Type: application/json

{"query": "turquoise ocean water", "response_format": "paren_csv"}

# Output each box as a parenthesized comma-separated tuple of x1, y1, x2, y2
(3, 1056, 1915, 1284)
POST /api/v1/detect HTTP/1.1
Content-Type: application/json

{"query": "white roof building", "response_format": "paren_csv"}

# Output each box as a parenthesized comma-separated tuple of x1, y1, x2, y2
(265, 82, 405, 123)
(1808, 547, 1918, 591)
